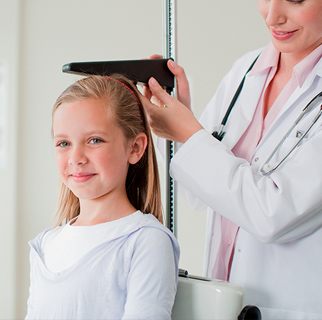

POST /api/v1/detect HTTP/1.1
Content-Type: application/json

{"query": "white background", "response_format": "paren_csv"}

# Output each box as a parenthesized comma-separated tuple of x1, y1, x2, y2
(0, 62, 8, 170)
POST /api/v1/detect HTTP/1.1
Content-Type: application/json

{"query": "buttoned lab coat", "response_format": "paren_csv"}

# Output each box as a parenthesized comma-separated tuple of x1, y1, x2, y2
(170, 47, 322, 319)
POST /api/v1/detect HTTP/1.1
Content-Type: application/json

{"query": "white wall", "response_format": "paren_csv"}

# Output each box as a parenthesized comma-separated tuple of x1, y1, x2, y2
(0, 0, 269, 318)
(0, 0, 20, 318)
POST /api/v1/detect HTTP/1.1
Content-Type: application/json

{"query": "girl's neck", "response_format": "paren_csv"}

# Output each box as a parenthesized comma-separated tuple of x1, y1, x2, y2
(72, 194, 137, 226)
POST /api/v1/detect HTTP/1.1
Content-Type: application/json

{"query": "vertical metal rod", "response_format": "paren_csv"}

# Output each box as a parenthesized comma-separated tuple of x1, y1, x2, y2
(163, 0, 177, 237)
(163, 0, 177, 61)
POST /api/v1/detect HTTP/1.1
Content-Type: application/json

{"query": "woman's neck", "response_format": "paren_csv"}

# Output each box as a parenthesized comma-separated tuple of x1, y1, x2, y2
(279, 53, 300, 74)
(262, 54, 292, 117)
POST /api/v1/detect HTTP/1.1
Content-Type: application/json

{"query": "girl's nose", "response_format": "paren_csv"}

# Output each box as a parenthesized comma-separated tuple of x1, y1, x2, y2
(265, 0, 287, 27)
(68, 147, 88, 166)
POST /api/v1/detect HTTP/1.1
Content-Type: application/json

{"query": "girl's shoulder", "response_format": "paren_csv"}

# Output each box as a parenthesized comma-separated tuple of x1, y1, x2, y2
(127, 213, 180, 265)
(135, 212, 180, 253)
(138, 212, 173, 236)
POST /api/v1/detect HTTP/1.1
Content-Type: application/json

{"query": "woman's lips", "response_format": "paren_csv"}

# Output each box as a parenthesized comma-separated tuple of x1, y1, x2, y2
(271, 28, 298, 41)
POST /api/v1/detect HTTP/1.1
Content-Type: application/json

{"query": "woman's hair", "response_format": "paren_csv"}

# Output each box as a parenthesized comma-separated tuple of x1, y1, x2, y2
(52, 74, 163, 225)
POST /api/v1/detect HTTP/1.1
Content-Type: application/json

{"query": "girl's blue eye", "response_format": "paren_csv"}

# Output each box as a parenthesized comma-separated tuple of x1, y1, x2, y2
(90, 138, 103, 144)
(57, 141, 70, 147)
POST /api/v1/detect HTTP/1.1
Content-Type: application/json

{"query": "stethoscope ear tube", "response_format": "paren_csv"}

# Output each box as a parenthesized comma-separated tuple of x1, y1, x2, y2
(212, 55, 260, 141)
(212, 125, 225, 141)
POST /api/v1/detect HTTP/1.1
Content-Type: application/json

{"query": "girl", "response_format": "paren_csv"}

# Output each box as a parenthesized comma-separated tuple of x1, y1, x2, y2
(25, 75, 180, 319)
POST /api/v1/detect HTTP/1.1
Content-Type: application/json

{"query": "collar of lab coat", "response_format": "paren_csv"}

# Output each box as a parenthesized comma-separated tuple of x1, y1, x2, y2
(249, 42, 322, 88)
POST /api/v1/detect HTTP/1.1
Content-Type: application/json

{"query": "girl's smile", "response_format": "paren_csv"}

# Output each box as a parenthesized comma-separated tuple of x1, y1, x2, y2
(69, 173, 97, 183)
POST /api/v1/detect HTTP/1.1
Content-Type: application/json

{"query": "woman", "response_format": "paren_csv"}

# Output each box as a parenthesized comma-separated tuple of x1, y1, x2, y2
(142, 0, 322, 318)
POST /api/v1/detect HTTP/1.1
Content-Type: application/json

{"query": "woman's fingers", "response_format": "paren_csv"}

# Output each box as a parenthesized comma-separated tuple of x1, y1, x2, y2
(142, 85, 152, 101)
(167, 60, 191, 110)
(149, 54, 163, 60)
(141, 78, 203, 143)
(148, 77, 174, 106)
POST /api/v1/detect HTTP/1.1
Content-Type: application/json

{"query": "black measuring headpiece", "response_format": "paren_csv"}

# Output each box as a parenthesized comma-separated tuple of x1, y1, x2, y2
(62, 59, 175, 93)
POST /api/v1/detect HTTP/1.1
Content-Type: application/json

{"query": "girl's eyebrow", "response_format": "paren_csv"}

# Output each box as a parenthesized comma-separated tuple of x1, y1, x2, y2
(85, 130, 109, 136)
(53, 133, 68, 139)
(53, 130, 109, 139)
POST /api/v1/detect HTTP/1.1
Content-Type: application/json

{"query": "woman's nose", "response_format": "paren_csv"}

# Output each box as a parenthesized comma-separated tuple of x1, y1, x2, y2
(265, 0, 287, 27)
(68, 147, 88, 166)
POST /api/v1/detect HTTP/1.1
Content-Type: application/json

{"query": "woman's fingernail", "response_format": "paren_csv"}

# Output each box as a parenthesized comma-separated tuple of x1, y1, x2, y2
(150, 77, 157, 86)
(169, 60, 176, 68)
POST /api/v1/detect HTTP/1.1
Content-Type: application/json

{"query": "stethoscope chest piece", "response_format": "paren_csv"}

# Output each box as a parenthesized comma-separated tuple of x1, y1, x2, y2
(261, 163, 272, 175)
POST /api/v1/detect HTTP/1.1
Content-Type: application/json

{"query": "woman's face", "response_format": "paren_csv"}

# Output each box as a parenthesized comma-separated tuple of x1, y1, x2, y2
(258, 0, 322, 61)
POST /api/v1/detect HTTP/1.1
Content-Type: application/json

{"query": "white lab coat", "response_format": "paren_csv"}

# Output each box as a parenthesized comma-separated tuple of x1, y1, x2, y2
(170, 47, 322, 319)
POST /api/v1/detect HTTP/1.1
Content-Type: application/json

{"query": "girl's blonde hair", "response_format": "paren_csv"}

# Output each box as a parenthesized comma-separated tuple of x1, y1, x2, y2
(52, 74, 163, 225)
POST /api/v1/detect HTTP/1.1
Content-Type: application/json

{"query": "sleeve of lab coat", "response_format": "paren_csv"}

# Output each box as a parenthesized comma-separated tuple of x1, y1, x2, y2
(170, 127, 322, 244)
(164, 50, 263, 212)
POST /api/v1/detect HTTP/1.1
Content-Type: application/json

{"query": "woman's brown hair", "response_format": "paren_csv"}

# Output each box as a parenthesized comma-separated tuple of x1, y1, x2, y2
(52, 74, 163, 225)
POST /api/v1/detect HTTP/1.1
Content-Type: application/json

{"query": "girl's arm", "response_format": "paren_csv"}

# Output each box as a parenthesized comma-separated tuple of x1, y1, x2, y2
(122, 227, 179, 320)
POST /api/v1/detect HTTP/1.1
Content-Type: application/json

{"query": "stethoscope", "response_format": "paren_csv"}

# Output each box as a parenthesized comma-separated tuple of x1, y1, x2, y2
(212, 55, 322, 176)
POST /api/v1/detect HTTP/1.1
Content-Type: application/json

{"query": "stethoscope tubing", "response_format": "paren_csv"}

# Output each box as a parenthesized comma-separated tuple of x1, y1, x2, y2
(261, 104, 322, 175)
(212, 55, 260, 142)
(261, 101, 317, 168)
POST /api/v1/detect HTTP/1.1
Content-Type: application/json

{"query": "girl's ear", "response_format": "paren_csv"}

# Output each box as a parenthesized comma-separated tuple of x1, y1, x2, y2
(128, 133, 148, 165)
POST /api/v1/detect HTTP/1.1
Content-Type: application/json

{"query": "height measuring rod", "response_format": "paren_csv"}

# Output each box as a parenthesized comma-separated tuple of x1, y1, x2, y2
(163, 0, 177, 236)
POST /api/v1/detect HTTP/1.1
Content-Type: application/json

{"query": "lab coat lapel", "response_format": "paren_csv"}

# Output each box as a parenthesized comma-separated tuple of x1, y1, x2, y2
(223, 72, 267, 150)
(259, 61, 322, 144)
(260, 86, 306, 143)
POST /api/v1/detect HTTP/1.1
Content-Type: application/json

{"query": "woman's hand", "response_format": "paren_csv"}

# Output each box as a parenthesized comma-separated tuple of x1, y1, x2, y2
(167, 58, 191, 110)
(143, 55, 191, 110)
(141, 77, 203, 143)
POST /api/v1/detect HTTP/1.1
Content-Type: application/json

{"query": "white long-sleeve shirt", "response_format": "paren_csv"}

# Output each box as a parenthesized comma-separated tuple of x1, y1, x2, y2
(26, 211, 180, 320)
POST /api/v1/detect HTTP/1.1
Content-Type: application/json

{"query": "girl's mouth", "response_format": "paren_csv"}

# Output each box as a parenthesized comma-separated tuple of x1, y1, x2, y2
(70, 173, 96, 183)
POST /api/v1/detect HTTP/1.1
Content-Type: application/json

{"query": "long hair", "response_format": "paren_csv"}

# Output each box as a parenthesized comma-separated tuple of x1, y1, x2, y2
(52, 74, 163, 225)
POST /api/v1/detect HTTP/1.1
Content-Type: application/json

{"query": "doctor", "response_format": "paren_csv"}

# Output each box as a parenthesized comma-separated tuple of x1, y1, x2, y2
(142, 0, 322, 319)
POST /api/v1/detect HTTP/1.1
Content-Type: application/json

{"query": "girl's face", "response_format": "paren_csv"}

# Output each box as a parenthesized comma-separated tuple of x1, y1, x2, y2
(258, 0, 322, 61)
(53, 99, 138, 202)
